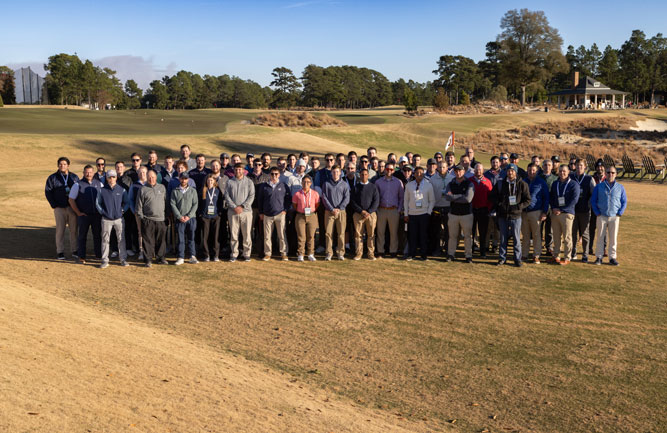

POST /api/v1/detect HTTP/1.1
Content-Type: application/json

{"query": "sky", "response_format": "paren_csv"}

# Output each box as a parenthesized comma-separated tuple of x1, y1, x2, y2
(4, 0, 666, 90)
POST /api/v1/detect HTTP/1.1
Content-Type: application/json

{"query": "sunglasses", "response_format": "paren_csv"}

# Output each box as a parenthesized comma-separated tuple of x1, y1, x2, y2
(606, 171, 616, 174)
(326, 158, 334, 161)
(271, 172, 280, 176)
(97, 163, 105, 166)
(132, 159, 141, 162)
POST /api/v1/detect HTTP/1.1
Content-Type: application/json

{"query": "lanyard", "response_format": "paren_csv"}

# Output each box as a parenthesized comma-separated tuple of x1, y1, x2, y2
(604, 181, 615, 193)
(61, 172, 69, 186)
(508, 181, 516, 197)
(303, 190, 311, 208)
(575, 174, 586, 186)
(207, 189, 216, 206)
(557, 179, 570, 197)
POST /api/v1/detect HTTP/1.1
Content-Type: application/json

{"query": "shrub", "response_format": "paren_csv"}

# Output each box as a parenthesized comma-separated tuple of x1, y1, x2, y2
(489, 85, 508, 102)
(433, 87, 449, 111)
(460, 91, 471, 105)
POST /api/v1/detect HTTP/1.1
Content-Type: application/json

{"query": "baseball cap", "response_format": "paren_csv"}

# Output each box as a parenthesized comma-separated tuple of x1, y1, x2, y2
(510, 153, 519, 160)
(403, 164, 413, 171)
(398, 156, 409, 163)
(427, 158, 437, 165)
(106, 169, 117, 177)
(220, 153, 230, 159)
(246, 152, 254, 158)
(297, 158, 307, 167)
(507, 163, 518, 172)
(551, 155, 560, 162)
(179, 172, 190, 179)
(454, 164, 465, 171)
(595, 159, 604, 168)
(434, 152, 443, 158)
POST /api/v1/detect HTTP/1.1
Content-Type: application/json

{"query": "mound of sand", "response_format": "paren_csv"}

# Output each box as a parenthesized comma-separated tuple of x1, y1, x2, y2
(250, 112, 347, 128)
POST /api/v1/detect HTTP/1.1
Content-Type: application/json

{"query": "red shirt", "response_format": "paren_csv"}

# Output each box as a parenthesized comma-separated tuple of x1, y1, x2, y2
(292, 189, 320, 214)
(470, 175, 493, 210)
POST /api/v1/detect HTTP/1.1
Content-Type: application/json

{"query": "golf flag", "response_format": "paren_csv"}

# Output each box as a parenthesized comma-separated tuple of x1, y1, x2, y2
(445, 131, 455, 151)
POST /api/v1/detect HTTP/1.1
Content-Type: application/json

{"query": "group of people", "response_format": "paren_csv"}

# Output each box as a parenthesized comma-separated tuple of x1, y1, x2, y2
(44, 144, 627, 268)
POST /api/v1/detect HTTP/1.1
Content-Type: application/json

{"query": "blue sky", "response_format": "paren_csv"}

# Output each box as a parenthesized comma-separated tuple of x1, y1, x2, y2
(4, 0, 666, 89)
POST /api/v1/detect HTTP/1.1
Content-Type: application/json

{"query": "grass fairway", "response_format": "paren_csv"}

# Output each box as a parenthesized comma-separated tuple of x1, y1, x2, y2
(0, 107, 665, 433)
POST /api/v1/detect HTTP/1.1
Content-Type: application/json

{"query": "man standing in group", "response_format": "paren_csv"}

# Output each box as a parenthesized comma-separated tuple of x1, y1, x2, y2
(314, 153, 335, 253)
(322, 165, 350, 261)
(540, 159, 558, 256)
(428, 160, 453, 256)
(375, 162, 404, 258)
(181, 144, 197, 170)
(93, 157, 107, 185)
(258, 167, 291, 261)
(68, 164, 103, 263)
(45, 157, 80, 260)
(170, 172, 199, 266)
(425, 158, 438, 179)
(550, 165, 580, 265)
(470, 163, 493, 259)
(445, 165, 475, 263)
(260, 152, 272, 174)
(125, 153, 143, 183)
(96, 169, 129, 268)
(404, 166, 435, 261)
(570, 159, 596, 263)
(145, 150, 163, 184)
(136, 170, 168, 267)
(521, 163, 549, 264)
(248, 159, 270, 257)
(189, 154, 210, 192)
(350, 168, 380, 260)
(465, 147, 478, 170)
(591, 166, 626, 266)
(493, 164, 531, 266)
(225, 163, 255, 262)
(589, 159, 606, 256)
(127, 166, 148, 259)
(161, 155, 177, 187)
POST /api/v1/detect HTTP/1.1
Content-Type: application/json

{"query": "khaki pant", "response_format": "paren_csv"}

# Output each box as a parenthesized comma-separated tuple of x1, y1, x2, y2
(552, 212, 574, 259)
(295, 213, 318, 256)
(448, 213, 473, 258)
(596, 215, 619, 259)
(228, 209, 253, 259)
(324, 209, 346, 256)
(521, 210, 542, 259)
(263, 212, 287, 256)
(54, 206, 78, 255)
(101, 217, 127, 262)
(353, 212, 377, 258)
(376, 208, 399, 254)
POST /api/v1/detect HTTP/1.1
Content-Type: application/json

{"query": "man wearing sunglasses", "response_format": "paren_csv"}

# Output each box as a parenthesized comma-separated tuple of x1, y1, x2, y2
(93, 157, 107, 185)
(591, 167, 626, 266)
(258, 168, 291, 261)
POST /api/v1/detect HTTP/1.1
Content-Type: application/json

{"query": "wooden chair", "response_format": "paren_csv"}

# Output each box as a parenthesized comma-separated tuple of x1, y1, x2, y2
(621, 154, 640, 179)
(585, 154, 597, 173)
(603, 154, 620, 175)
(569, 153, 578, 162)
(640, 155, 665, 181)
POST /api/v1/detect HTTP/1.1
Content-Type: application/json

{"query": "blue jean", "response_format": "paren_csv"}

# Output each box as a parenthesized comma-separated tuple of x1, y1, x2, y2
(176, 218, 197, 259)
(498, 216, 522, 263)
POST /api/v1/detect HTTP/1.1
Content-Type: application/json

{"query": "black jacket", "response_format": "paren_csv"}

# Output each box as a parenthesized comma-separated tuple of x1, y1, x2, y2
(350, 182, 380, 214)
(492, 178, 531, 219)
(45, 171, 80, 208)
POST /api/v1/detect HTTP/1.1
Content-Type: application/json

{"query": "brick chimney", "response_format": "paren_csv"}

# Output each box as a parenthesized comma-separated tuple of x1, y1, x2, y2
(572, 71, 580, 89)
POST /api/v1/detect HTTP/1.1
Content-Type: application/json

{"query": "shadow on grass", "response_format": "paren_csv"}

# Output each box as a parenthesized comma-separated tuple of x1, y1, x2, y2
(0, 226, 61, 261)
(212, 139, 316, 158)
(77, 139, 179, 161)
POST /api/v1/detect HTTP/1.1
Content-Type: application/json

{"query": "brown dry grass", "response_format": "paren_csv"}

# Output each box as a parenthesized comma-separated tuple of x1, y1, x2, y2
(250, 112, 347, 128)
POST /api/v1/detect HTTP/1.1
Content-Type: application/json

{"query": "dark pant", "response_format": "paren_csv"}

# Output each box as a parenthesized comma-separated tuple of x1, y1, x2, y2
(472, 207, 490, 255)
(541, 213, 553, 254)
(408, 214, 430, 258)
(317, 204, 326, 248)
(142, 219, 167, 262)
(125, 211, 139, 252)
(199, 216, 220, 259)
(77, 214, 102, 259)
(176, 218, 197, 259)
(571, 211, 590, 259)
(428, 207, 449, 254)
(218, 210, 230, 255)
(251, 207, 264, 256)
(286, 209, 297, 255)
(498, 216, 522, 263)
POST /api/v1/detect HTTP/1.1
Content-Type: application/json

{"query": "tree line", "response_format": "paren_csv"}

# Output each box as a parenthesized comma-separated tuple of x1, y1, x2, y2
(1, 9, 665, 109)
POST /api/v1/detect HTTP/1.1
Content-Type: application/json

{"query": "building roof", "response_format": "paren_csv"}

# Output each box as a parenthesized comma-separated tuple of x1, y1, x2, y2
(549, 76, 629, 96)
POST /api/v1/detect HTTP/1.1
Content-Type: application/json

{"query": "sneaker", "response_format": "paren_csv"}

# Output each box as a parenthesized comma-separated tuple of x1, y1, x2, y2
(316, 246, 325, 254)
(158, 259, 168, 265)
(174, 258, 184, 266)
(446, 255, 454, 262)
(57, 253, 66, 260)
(368, 255, 376, 261)
(353, 255, 362, 261)
(281, 255, 289, 261)
(72, 253, 78, 259)
(534, 257, 541, 264)
(560, 259, 570, 266)
(465, 257, 473, 263)
(337, 254, 345, 261)
(553, 257, 561, 264)
(581, 256, 589, 264)
(324, 255, 332, 261)
(609, 258, 619, 266)
(515, 261, 523, 267)
(594, 258, 602, 265)
(77, 257, 86, 264)
(127, 249, 136, 257)
(145, 261, 152, 268)
(243, 256, 251, 262)
(203, 256, 210, 262)
(189, 256, 199, 264)
(120, 260, 129, 267)
(138, 252, 144, 261)
(262, 255, 271, 261)
(213, 257, 220, 262)
(404, 256, 413, 262)
(420, 256, 428, 261)
(297, 255, 304, 262)
(496, 260, 505, 266)
(110, 251, 118, 258)
(229, 257, 237, 263)
(99, 261, 109, 269)
(308, 255, 316, 262)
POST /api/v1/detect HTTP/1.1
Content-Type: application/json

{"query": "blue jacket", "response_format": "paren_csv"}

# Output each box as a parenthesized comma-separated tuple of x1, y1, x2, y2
(45, 171, 80, 208)
(314, 168, 333, 189)
(128, 181, 145, 214)
(525, 176, 549, 214)
(570, 173, 596, 213)
(321, 178, 350, 211)
(74, 178, 103, 216)
(198, 187, 224, 218)
(258, 181, 291, 216)
(96, 184, 128, 220)
(550, 178, 580, 215)
(591, 181, 627, 217)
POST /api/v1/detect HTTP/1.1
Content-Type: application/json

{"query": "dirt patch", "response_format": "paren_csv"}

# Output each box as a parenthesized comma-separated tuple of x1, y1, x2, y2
(439, 100, 527, 115)
(250, 112, 347, 128)
(631, 118, 667, 132)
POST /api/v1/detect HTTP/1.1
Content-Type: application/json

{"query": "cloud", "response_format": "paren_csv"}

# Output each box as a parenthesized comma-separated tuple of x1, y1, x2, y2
(94, 55, 177, 90)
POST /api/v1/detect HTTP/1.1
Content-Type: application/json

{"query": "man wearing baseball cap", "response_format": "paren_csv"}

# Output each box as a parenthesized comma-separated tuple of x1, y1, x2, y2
(509, 153, 527, 179)
(445, 164, 474, 262)
(492, 163, 531, 266)
(96, 169, 129, 268)
(170, 172, 199, 265)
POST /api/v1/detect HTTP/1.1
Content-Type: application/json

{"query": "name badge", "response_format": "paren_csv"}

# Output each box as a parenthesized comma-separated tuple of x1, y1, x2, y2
(304, 207, 311, 216)
(65, 187, 70, 193)
(207, 205, 216, 215)
(509, 196, 517, 206)
(416, 200, 423, 208)
(558, 196, 566, 207)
